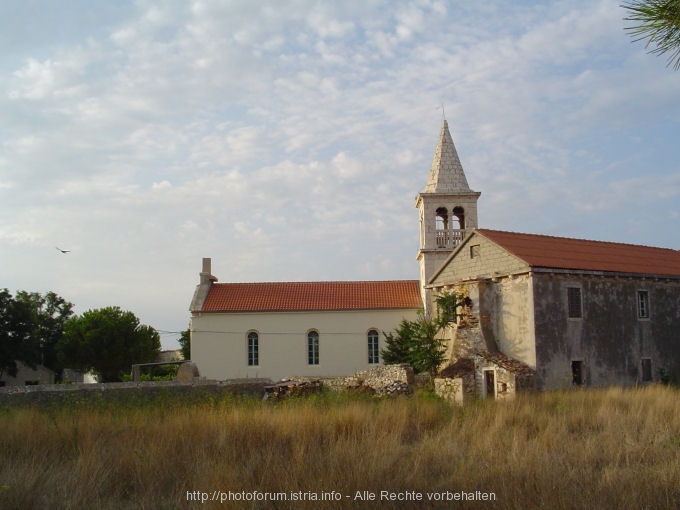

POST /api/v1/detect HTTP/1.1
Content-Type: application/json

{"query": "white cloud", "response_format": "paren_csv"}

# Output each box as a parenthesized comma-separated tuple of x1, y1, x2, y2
(1, 0, 679, 347)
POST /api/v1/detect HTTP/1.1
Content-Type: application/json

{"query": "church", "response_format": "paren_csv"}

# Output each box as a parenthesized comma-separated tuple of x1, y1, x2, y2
(190, 120, 680, 391)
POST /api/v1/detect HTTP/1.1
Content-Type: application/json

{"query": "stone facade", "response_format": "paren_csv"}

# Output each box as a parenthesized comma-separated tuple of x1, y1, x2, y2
(430, 229, 680, 391)
(533, 272, 680, 390)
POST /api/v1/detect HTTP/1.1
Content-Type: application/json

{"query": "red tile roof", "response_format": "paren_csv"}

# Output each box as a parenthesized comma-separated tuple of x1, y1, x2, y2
(201, 280, 423, 313)
(477, 229, 680, 277)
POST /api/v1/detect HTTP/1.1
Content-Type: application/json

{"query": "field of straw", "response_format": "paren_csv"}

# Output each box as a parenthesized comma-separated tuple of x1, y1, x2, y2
(1, 385, 679, 509)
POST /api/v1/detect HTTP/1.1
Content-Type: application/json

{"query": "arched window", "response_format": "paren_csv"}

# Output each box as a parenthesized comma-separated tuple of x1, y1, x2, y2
(435, 207, 448, 247)
(247, 331, 259, 366)
(367, 329, 379, 364)
(307, 330, 319, 365)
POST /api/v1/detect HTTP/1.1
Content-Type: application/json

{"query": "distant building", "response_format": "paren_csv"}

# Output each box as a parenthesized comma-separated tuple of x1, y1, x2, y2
(157, 350, 184, 363)
(62, 369, 98, 384)
(0, 361, 54, 387)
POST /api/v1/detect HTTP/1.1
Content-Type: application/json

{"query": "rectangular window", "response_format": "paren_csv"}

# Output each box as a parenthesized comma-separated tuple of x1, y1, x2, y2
(637, 291, 649, 319)
(641, 358, 652, 382)
(470, 244, 480, 259)
(307, 331, 319, 365)
(567, 287, 582, 319)
(571, 360, 584, 386)
(247, 332, 259, 366)
(368, 330, 379, 364)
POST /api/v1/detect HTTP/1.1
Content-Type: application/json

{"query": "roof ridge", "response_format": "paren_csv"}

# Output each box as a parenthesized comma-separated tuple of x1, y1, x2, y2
(201, 280, 423, 312)
(477, 228, 679, 252)
(212, 279, 420, 285)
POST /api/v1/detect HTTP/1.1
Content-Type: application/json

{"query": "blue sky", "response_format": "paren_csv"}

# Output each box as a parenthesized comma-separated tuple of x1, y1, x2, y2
(2, 0, 679, 349)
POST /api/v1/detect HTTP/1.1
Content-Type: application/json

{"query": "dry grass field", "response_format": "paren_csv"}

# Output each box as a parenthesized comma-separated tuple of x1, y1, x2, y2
(1, 385, 679, 509)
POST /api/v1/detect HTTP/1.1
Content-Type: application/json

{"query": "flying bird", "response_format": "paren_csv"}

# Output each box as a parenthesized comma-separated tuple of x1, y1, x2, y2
(55, 247, 71, 253)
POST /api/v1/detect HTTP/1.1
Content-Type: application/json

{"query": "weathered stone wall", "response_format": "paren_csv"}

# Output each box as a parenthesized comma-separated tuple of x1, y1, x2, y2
(434, 377, 463, 405)
(478, 275, 536, 368)
(533, 273, 680, 390)
(0, 379, 272, 408)
(434, 372, 475, 405)
(430, 232, 529, 287)
(349, 363, 414, 387)
(454, 327, 487, 359)
(282, 364, 415, 397)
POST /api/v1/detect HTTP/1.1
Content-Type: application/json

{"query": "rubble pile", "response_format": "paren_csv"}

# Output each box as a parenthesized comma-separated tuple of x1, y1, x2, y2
(348, 364, 414, 397)
(263, 379, 322, 400)
(268, 364, 415, 400)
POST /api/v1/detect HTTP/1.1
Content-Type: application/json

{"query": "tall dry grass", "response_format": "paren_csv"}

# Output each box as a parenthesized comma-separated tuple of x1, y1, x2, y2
(1, 386, 679, 509)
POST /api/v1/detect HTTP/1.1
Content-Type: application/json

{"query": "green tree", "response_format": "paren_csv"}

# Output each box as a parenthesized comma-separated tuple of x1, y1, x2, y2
(14, 291, 74, 372)
(623, 0, 680, 70)
(0, 289, 73, 379)
(178, 328, 191, 360)
(381, 318, 417, 365)
(381, 292, 463, 377)
(57, 306, 161, 382)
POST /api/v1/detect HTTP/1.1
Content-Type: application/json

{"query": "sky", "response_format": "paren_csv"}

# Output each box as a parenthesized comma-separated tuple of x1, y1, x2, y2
(2, 0, 679, 350)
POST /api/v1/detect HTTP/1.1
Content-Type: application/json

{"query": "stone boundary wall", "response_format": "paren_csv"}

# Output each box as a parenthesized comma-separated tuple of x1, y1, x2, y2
(0, 379, 272, 408)
(0, 365, 418, 407)
(283, 364, 415, 396)
(434, 377, 464, 405)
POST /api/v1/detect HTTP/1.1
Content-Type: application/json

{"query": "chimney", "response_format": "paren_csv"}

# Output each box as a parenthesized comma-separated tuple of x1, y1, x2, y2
(200, 257, 218, 285)
(190, 257, 218, 313)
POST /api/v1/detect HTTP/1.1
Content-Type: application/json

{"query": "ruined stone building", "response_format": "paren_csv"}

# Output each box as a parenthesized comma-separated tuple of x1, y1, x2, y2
(429, 229, 680, 393)
(190, 120, 680, 394)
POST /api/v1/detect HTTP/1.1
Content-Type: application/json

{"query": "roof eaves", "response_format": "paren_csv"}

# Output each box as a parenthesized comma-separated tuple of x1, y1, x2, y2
(531, 266, 680, 280)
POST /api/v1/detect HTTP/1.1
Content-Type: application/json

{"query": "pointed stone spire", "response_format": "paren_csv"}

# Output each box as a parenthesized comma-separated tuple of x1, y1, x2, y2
(423, 120, 471, 193)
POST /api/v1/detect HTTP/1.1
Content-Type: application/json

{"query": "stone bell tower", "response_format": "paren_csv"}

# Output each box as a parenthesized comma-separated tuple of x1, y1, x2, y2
(416, 120, 481, 310)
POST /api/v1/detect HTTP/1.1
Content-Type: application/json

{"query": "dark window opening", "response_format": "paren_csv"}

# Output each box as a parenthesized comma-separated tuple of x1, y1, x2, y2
(641, 358, 652, 382)
(567, 287, 582, 319)
(637, 291, 649, 319)
(484, 370, 496, 399)
(25, 380, 39, 386)
(571, 361, 584, 386)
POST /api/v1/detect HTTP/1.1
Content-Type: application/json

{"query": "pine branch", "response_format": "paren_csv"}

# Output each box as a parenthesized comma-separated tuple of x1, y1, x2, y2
(622, 0, 680, 70)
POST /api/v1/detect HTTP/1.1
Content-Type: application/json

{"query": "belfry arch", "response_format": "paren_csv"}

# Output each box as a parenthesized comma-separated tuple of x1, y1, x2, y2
(452, 206, 465, 230)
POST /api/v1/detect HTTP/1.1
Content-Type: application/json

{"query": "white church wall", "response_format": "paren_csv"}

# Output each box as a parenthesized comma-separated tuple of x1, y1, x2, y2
(191, 308, 420, 381)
